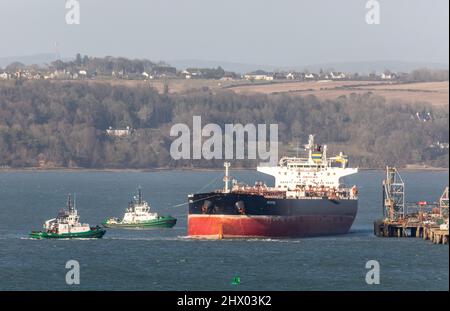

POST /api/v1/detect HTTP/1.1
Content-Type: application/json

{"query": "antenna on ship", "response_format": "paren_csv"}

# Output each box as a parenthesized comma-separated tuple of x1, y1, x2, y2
(138, 186, 142, 204)
(306, 134, 314, 161)
(67, 193, 74, 213)
(223, 162, 231, 193)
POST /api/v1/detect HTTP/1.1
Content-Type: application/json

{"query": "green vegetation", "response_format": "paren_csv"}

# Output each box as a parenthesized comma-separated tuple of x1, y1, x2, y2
(405, 68, 449, 82)
(0, 80, 448, 169)
(184, 66, 232, 79)
(56, 54, 161, 77)
(2, 54, 448, 83)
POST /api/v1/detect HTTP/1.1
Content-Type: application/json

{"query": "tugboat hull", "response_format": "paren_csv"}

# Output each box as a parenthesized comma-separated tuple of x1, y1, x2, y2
(102, 216, 177, 229)
(29, 227, 106, 239)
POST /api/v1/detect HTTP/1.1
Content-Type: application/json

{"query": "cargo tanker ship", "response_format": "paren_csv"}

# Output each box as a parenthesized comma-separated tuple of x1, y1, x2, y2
(188, 135, 358, 238)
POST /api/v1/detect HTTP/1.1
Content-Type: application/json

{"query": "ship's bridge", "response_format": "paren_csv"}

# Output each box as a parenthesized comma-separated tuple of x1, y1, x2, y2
(257, 135, 358, 190)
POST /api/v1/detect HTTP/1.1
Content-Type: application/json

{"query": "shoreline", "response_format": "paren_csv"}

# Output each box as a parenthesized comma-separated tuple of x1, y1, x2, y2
(1, 166, 448, 173)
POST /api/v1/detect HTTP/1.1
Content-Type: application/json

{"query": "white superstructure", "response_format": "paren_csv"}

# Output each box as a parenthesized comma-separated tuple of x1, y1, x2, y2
(109, 189, 159, 224)
(43, 194, 91, 234)
(257, 135, 358, 190)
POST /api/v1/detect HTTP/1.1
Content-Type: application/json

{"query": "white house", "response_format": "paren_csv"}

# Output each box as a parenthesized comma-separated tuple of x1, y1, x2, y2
(244, 74, 273, 81)
(286, 72, 296, 80)
(181, 70, 192, 79)
(330, 72, 346, 79)
(142, 71, 153, 79)
(304, 73, 316, 80)
(106, 126, 132, 137)
(0, 72, 9, 80)
(381, 72, 396, 80)
(220, 76, 234, 81)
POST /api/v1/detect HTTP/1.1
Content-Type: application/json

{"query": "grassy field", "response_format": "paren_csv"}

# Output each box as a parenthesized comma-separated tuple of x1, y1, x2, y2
(52, 78, 449, 106)
(67, 78, 247, 93)
(227, 80, 449, 106)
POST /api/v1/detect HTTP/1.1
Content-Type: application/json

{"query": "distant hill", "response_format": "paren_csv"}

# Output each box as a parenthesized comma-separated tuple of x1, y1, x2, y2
(1, 53, 448, 75)
(169, 59, 448, 75)
(166, 59, 268, 75)
(300, 61, 449, 75)
(0, 53, 69, 68)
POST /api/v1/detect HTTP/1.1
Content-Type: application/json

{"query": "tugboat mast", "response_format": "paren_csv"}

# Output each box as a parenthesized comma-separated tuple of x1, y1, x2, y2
(138, 187, 142, 205)
(67, 193, 74, 213)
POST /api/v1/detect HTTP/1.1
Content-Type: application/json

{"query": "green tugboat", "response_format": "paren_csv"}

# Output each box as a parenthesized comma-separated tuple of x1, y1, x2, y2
(103, 188, 177, 229)
(29, 194, 106, 239)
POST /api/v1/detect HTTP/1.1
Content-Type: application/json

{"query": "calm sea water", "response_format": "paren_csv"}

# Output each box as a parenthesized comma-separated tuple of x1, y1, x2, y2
(0, 169, 448, 291)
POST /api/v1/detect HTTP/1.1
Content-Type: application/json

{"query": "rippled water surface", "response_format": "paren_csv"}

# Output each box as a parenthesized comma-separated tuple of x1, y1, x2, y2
(0, 169, 448, 290)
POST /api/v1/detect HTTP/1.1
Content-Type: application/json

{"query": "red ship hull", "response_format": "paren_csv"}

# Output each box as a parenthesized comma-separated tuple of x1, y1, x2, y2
(188, 214, 356, 238)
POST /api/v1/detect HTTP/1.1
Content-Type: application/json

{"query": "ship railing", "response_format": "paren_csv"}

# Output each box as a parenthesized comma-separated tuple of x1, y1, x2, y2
(230, 189, 354, 200)
(228, 183, 356, 200)
(231, 188, 286, 199)
(289, 186, 355, 200)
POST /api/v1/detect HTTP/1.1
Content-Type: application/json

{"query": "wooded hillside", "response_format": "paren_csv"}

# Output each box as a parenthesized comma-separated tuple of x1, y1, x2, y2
(0, 80, 448, 169)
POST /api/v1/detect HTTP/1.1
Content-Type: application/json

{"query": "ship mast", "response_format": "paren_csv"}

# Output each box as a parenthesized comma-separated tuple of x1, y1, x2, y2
(138, 187, 142, 205)
(67, 193, 74, 213)
(223, 162, 231, 193)
(306, 134, 314, 161)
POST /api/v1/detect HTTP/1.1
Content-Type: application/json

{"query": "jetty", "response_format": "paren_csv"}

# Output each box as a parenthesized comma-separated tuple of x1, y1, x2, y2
(373, 167, 448, 245)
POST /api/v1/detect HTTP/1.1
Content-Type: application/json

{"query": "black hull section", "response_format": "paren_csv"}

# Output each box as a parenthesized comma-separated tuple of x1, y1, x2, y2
(189, 192, 357, 217)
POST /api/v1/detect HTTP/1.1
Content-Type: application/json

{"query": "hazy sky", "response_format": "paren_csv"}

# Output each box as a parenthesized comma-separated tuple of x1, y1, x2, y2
(0, 0, 448, 66)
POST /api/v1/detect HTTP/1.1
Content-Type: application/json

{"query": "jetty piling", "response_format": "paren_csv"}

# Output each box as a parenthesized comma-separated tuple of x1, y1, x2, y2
(374, 168, 448, 245)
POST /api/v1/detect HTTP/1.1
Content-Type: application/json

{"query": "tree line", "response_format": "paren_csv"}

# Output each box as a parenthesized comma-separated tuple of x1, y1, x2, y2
(0, 80, 448, 169)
